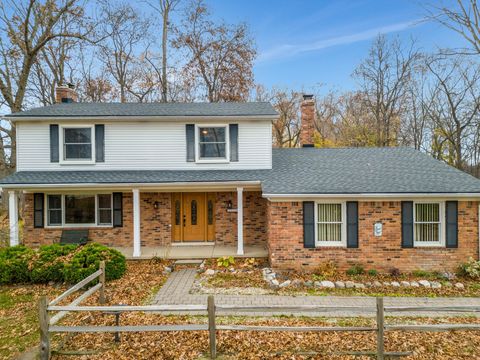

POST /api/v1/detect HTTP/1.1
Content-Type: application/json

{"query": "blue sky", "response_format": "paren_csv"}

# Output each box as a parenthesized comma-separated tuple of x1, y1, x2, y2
(203, 0, 465, 93)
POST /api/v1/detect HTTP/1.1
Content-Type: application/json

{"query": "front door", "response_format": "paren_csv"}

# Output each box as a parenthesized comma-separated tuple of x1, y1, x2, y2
(172, 193, 215, 242)
(182, 193, 206, 241)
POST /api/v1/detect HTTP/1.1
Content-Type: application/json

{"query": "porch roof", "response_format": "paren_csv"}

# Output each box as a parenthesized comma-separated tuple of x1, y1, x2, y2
(2, 148, 480, 195)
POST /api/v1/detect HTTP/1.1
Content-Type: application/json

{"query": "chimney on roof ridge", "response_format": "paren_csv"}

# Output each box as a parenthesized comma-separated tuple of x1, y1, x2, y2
(300, 94, 316, 147)
(55, 83, 78, 104)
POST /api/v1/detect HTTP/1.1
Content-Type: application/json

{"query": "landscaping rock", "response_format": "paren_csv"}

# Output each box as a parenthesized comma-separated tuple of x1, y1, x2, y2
(205, 269, 215, 276)
(441, 272, 456, 280)
(271, 279, 279, 286)
(345, 281, 355, 289)
(373, 281, 382, 287)
(262, 268, 272, 274)
(365, 282, 372, 288)
(444, 281, 453, 287)
(266, 273, 276, 281)
(410, 281, 420, 287)
(383, 282, 391, 287)
(229, 267, 235, 272)
(304, 280, 314, 288)
(314, 281, 322, 288)
(335, 281, 345, 289)
(418, 280, 431, 288)
(354, 283, 365, 289)
(279, 280, 291, 288)
(391, 281, 400, 287)
(321, 280, 335, 288)
(291, 279, 303, 288)
(431, 281, 442, 289)
(401, 281, 410, 287)
(163, 266, 172, 274)
(455, 282, 465, 289)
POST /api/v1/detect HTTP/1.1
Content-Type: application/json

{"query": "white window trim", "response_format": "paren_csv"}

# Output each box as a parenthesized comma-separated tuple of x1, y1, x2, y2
(45, 193, 113, 228)
(413, 201, 445, 247)
(195, 124, 230, 163)
(315, 201, 347, 247)
(59, 124, 95, 165)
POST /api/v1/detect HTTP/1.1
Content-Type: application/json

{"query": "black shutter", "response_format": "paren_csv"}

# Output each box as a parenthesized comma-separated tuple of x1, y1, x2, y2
(95, 124, 105, 162)
(229, 124, 239, 162)
(401, 201, 414, 248)
(346, 201, 358, 248)
(446, 201, 458, 248)
(303, 201, 315, 248)
(113, 192, 123, 227)
(186, 124, 195, 162)
(34, 193, 44, 228)
(50, 125, 59, 162)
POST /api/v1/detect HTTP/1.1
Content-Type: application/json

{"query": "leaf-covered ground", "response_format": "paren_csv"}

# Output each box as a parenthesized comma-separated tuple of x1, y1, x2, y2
(199, 259, 480, 298)
(2, 260, 480, 359)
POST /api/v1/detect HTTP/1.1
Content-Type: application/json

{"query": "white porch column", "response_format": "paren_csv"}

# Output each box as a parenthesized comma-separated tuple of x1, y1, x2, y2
(237, 187, 244, 255)
(8, 191, 19, 246)
(132, 188, 141, 257)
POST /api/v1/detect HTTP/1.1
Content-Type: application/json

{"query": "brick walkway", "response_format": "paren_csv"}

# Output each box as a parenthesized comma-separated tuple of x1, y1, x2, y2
(153, 269, 480, 317)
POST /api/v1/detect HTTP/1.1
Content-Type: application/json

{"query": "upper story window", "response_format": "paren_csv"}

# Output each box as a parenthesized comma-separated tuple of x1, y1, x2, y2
(61, 125, 94, 163)
(316, 202, 346, 247)
(196, 125, 229, 162)
(414, 202, 444, 246)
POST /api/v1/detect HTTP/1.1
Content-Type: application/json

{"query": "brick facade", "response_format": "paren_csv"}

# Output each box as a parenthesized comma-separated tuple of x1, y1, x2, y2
(267, 200, 479, 272)
(22, 191, 267, 248)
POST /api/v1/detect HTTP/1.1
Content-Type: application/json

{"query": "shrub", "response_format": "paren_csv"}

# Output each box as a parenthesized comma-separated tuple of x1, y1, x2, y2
(30, 244, 78, 283)
(314, 261, 337, 278)
(216, 256, 235, 268)
(459, 258, 480, 280)
(367, 269, 378, 276)
(346, 264, 364, 276)
(389, 267, 401, 277)
(0, 246, 35, 284)
(63, 243, 126, 284)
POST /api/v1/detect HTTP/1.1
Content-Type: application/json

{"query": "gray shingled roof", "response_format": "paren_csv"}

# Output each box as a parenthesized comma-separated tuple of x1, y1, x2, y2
(2, 148, 480, 194)
(6, 102, 277, 118)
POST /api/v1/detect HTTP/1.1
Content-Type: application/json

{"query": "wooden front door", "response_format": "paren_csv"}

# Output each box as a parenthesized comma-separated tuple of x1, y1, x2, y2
(172, 193, 215, 242)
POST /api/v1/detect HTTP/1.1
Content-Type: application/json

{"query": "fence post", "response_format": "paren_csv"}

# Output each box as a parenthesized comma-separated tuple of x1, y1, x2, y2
(208, 295, 216, 359)
(376, 297, 385, 360)
(39, 296, 50, 360)
(99, 261, 106, 304)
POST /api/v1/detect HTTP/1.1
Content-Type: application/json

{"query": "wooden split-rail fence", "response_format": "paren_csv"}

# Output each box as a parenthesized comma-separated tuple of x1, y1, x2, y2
(39, 262, 480, 359)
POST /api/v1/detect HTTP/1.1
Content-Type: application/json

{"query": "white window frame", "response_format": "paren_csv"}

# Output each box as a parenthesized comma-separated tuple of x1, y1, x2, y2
(315, 201, 347, 247)
(413, 201, 445, 247)
(45, 193, 113, 228)
(59, 124, 95, 165)
(195, 124, 230, 163)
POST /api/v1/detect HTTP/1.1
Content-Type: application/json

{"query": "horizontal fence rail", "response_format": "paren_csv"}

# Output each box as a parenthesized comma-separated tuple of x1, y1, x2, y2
(39, 266, 480, 360)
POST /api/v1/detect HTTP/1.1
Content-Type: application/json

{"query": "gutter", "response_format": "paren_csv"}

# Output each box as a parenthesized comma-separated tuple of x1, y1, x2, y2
(263, 192, 480, 200)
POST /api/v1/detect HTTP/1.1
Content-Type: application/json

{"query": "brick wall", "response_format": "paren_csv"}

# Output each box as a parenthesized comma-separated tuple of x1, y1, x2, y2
(267, 200, 479, 272)
(22, 191, 267, 248)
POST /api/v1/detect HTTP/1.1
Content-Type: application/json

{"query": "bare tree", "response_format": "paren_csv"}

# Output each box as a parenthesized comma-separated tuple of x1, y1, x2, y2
(174, 0, 256, 102)
(0, 0, 92, 173)
(147, 0, 181, 102)
(428, 0, 480, 55)
(354, 35, 419, 146)
(423, 55, 480, 170)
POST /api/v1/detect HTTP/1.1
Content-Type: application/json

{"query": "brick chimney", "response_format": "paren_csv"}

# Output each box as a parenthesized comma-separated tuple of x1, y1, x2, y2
(300, 94, 316, 147)
(55, 83, 78, 103)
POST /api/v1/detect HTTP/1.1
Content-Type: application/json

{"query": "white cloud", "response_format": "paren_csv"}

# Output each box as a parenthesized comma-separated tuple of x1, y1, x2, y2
(258, 19, 422, 63)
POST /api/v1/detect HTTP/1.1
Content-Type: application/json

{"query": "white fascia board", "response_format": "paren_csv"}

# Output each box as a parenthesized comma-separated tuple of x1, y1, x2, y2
(7, 115, 277, 122)
(263, 193, 480, 201)
(4, 180, 262, 192)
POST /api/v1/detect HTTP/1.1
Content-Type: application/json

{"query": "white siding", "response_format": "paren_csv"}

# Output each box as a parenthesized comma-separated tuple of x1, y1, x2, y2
(16, 120, 272, 171)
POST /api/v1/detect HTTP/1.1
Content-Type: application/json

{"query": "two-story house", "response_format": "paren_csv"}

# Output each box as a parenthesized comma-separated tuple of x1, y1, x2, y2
(2, 86, 480, 272)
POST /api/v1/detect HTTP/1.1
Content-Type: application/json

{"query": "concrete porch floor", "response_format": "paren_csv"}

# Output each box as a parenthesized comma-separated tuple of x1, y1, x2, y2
(114, 244, 268, 260)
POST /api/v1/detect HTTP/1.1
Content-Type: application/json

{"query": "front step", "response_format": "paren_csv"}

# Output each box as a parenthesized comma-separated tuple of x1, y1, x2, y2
(174, 259, 204, 265)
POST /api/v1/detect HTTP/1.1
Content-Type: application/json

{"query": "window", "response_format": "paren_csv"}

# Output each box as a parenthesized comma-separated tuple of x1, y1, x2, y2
(197, 126, 228, 161)
(46, 194, 112, 227)
(207, 200, 214, 225)
(191, 200, 197, 225)
(316, 202, 346, 246)
(62, 126, 93, 161)
(47, 195, 62, 226)
(414, 202, 444, 246)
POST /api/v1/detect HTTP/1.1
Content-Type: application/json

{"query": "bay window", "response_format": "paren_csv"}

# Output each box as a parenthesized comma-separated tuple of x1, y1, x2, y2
(316, 202, 346, 246)
(46, 194, 112, 227)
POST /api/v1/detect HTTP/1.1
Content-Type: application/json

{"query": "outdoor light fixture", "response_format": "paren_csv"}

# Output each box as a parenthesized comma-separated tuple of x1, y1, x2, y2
(226, 200, 233, 209)
(154, 201, 160, 209)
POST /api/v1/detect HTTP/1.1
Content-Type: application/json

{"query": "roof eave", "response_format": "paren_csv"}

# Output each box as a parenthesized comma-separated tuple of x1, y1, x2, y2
(6, 114, 278, 122)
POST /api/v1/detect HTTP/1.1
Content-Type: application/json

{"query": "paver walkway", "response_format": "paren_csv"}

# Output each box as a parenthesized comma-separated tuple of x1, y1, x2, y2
(153, 269, 480, 317)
